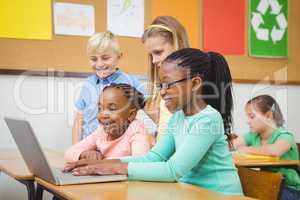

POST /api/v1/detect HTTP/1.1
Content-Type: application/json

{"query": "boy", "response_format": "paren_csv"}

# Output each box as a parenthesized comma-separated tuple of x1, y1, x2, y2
(72, 31, 145, 144)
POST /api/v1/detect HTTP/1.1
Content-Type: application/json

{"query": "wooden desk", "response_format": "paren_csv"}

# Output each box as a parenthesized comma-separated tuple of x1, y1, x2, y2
(0, 148, 63, 200)
(231, 153, 299, 199)
(233, 153, 299, 167)
(35, 177, 255, 200)
(1, 148, 255, 200)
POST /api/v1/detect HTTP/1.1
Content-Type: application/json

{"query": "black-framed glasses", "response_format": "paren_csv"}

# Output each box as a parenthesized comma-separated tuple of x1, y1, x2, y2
(156, 78, 189, 90)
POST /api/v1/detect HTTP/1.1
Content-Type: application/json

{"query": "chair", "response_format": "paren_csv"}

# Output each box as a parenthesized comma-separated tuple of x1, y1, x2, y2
(237, 167, 283, 200)
(296, 143, 300, 176)
(296, 143, 300, 158)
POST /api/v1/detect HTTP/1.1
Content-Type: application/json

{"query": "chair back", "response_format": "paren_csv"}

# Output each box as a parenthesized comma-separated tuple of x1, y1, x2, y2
(296, 143, 300, 159)
(238, 167, 283, 200)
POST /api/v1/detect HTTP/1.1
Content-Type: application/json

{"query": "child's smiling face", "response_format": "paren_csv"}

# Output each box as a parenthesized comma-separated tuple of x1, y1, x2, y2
(158, 62, 193, 113)
(88, 50, 121, 79)
(97, 87, 135, 139)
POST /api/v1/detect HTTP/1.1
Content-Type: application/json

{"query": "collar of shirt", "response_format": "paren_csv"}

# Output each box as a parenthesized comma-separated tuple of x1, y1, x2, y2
(95, 69, 121, 85)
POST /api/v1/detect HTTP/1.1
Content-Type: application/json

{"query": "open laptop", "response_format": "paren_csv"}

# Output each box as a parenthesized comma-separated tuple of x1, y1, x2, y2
(4, 117, 127, 185)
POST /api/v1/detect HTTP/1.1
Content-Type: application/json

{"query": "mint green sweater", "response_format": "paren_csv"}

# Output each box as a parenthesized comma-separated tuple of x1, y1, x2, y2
(121, 105, 243, 195)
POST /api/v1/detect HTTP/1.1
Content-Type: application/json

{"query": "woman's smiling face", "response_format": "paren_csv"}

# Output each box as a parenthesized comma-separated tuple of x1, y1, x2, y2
(144, 35, 175, 68)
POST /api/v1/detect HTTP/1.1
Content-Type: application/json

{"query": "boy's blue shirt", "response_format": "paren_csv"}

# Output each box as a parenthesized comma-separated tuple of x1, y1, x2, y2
(75, 69, 146, 138)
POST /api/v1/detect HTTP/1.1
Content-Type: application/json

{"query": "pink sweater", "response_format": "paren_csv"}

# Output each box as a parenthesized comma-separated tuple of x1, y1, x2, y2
(64, 120, 153, 162)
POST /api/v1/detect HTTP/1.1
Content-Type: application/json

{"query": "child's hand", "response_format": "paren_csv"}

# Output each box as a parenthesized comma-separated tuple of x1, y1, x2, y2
(71, 161, 128, 176)
(63, 159, 101, 172)
(79, 150, 104, 161)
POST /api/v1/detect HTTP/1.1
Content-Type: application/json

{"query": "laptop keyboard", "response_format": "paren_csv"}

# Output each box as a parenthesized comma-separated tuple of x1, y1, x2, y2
(52, 167, 78, 179)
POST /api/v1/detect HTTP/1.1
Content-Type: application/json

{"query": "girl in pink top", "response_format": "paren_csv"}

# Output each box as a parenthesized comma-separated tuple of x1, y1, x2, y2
(65, 83, 153, 162)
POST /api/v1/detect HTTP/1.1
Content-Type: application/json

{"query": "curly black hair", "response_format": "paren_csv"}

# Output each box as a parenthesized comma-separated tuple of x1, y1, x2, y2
(103, 83, 145, 110)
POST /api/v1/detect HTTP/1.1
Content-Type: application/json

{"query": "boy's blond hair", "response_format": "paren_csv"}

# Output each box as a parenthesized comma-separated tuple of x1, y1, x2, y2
(87, 31, 121, 55)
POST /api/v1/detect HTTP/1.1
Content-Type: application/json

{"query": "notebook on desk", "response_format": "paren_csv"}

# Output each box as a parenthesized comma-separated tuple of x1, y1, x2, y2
(232, 152, 280, 161)
(4, 117, 127, 185)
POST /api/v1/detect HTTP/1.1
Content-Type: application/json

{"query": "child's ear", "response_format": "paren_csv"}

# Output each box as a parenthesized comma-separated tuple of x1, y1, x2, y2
(265, 110, 274, 121)
(191, 76, 202, 92)
(127, 108, 137, 123)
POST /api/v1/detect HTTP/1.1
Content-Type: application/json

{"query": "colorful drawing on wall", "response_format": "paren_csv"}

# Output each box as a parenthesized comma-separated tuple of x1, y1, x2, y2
(203, 0, 245, 55)
(54, 2, 95, 36)
(249, 0, 288, 58)
(107, 0, 144, 37)
(0, 0, 52, 40)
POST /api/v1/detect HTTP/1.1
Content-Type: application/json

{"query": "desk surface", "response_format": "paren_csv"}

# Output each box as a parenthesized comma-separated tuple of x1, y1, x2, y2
(35, 177, 255, 200)
(233, 153, 299, 167)
(0, 159, 33, 180)
(0, 148, 64, 180)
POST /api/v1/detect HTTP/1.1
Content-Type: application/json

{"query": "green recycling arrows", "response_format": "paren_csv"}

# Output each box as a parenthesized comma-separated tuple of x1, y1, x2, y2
(249, 0, 288, 58)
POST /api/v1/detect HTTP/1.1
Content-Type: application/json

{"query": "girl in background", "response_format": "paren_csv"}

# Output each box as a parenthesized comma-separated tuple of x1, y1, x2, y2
(233, 94, 300, 200)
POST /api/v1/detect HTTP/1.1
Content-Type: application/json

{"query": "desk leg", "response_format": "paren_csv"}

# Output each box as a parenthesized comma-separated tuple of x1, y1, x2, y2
(36, 183, 44, 200)
(36, 183, 67, 200)
(19, 180, 35, 200)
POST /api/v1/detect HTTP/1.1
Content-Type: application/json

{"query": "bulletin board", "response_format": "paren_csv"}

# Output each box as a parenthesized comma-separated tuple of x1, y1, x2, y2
(0, 0, 300, 84)
(0, 0, 151, 76)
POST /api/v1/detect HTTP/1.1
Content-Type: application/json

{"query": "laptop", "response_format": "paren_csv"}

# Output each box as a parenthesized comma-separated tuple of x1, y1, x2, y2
(4, 117, 127, 185)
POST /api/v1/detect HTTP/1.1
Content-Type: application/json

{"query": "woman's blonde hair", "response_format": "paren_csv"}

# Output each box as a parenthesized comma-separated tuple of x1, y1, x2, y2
(142, 16, 190, 97)
(87, 31, 121, 55)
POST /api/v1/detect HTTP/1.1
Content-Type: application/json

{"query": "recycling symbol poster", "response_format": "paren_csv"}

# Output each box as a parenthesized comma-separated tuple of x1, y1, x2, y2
(249, 0, 288, 58)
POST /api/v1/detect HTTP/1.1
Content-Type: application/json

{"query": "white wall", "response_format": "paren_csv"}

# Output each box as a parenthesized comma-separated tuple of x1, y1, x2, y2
(232, 82, 300, 141)
(0, 74, 300, 199)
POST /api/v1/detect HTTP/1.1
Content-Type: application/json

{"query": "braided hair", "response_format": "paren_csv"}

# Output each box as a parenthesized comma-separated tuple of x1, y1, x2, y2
(162, 48, 233, 141)
(103, 83, 145, 110)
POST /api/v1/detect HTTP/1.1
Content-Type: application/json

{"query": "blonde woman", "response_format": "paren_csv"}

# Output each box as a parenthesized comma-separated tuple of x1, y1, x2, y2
(142, 16, 190, 139)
